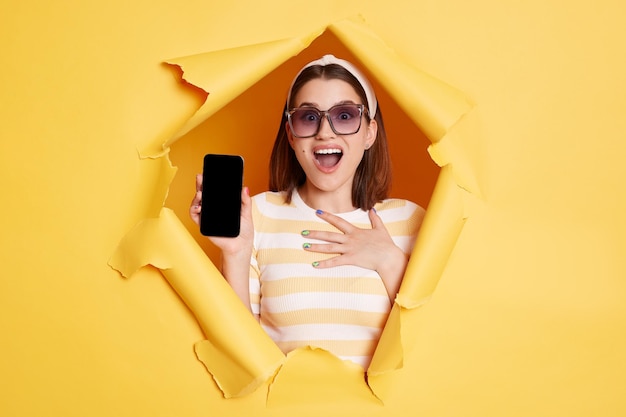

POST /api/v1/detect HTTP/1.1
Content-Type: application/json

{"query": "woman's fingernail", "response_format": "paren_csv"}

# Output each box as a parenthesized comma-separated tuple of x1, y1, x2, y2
(303, 243, 311, 249)
(301, 230, 310, 236)
(312, 261, 320, 267)
(316, 209, 324, 215)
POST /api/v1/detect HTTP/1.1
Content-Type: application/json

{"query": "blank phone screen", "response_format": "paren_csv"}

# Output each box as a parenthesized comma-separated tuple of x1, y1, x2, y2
(200, 154, 243, 237)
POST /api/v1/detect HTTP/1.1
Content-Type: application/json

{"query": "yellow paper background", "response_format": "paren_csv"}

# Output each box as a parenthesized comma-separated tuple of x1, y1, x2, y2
(2, 1, 626, 416)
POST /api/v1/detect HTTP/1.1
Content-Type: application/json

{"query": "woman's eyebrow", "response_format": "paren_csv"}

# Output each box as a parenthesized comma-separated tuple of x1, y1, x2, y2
(296, 102, 320, 108)
(296, 100, 358, 109)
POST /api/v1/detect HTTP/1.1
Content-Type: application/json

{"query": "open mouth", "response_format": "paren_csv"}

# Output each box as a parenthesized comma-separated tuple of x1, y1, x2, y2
(314, 148, 343, 169)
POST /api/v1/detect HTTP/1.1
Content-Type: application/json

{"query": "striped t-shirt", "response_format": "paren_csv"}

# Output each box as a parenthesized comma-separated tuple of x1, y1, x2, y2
(249, 190, 424, 368)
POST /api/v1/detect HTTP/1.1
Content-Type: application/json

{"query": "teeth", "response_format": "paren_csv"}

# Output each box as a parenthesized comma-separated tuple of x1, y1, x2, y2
(314, 149, 342, 155)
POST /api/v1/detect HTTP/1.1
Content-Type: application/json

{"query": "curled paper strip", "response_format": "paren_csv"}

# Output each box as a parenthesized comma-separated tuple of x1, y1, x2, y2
(109, 208, 285, 398)
(161, 32, 323, 150)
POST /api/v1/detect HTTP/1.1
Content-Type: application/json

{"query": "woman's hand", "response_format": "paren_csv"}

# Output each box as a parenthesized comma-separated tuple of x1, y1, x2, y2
(190, 174, 255, 310)
(189, 174, 254, 255)
(302, 209, 408, 301)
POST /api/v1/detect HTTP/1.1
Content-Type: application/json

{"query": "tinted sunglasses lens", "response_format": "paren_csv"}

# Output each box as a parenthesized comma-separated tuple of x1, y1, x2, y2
(290, 108, 320, 137)
(329, 105, 362, 134)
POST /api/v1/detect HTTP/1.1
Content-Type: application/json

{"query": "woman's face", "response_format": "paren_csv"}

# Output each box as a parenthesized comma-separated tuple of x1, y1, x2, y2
(287, 78, 377, 202)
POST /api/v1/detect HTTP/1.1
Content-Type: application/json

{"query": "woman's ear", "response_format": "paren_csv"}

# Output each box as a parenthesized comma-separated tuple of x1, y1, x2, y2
(365, 119, 378, 149)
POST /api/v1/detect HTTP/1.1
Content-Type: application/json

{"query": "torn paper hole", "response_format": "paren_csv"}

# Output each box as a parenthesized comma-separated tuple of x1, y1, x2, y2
(110, 15, 476, 402)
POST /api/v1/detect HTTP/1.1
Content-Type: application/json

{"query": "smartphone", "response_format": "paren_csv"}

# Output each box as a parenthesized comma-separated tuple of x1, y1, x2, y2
(200, 154, 244, 237)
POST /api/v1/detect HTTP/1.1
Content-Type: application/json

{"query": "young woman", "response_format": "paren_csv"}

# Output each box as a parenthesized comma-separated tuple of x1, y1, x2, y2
(190, 55, 425, 368)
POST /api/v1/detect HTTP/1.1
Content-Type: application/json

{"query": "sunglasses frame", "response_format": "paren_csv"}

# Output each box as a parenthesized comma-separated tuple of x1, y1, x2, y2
(285, 103, 367, 138)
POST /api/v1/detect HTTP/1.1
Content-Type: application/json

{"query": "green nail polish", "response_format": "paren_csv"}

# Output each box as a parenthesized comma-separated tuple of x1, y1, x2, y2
(312, 261, 320, 267)
(301, 230, 310, 236)
(303, 243, 311, 249)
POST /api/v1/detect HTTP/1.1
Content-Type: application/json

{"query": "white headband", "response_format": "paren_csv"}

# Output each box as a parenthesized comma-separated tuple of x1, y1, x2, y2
(286, 54, 378, 117)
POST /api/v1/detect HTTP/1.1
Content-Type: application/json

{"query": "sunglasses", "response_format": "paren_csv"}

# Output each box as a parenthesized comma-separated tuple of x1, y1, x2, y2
(286, 104, 366, 138)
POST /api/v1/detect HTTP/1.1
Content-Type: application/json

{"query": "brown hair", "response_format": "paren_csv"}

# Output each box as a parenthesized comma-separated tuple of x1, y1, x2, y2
(269, 63, 392, 210)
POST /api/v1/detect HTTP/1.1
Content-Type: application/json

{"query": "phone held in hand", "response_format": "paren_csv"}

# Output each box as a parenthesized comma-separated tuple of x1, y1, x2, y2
(200, 154, 244, 237)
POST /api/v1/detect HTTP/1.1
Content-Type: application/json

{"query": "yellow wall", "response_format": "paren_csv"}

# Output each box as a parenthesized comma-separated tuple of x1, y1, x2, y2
(2, 0, 625, 416)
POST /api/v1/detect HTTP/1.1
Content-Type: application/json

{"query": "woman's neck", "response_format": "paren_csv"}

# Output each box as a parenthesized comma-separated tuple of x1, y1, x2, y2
(297, 183, 357, 213)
